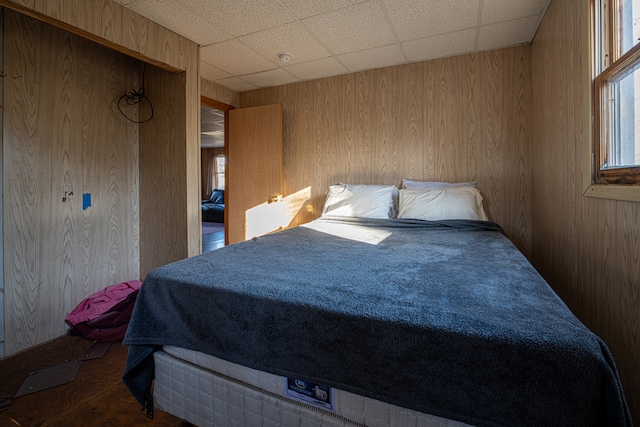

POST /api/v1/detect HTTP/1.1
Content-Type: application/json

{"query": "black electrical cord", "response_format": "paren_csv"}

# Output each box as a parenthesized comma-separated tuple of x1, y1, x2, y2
(118, 63, 154, 123)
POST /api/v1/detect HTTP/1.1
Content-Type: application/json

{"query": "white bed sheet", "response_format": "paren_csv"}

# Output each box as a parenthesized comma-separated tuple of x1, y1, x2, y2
(153, 346, 474, 427)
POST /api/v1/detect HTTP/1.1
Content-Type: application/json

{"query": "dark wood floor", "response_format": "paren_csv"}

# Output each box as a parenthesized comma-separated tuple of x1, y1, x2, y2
(0, 334, 189, 427)
(203, 230, 225, 252)
(0, 228, 224, 426)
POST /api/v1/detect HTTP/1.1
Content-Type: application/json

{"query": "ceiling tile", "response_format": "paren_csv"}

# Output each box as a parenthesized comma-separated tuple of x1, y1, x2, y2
(241, 69, 300, 88)
(240, 22, 331, 65)
(191, 0, 296, 39)
(477, 16, 539, 51)
(383, 0, 480, 41)
(214, 77, 260, 92)
(201, 140, 223, 150)
(201, 105, 225, 147)
(482, 0, 550, 25)
(278, 0, 368, 19)
(338, 44, 406, 72)
(201, 62, 231, 82)
(302, 1, 396, 55)
(403, 29, 476, 62)
(201, 108, 224, 132)
(201, 40, 277, 76)
(285, 57, 349, 81)
(124, 0, 229, 45)
(117, 0, 552, 92)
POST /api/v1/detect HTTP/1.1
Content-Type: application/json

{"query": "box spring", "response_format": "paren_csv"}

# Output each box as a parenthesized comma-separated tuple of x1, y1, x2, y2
(153, 346, 473, 427)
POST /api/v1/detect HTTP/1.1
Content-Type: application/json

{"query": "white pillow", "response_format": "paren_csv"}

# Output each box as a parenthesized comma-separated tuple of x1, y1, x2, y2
(398, 186, 488, 221)
(322, 184, 398, 219)
(401, 179, 476, 189)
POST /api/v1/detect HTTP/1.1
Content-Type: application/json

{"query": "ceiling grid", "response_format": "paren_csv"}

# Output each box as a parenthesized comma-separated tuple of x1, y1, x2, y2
(114, 0, 551, 92)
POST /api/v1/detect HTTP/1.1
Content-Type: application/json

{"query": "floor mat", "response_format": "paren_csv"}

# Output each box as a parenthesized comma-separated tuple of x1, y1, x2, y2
(14, 361, 82, 397)
(0, 393, 11, 412)
(79, 341, 111, 361)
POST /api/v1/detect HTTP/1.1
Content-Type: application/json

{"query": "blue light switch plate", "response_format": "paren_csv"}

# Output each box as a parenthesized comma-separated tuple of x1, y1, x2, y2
(82, 193, 91, 210)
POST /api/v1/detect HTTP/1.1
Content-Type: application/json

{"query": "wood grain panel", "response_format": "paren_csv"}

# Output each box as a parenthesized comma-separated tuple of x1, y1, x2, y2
(3, 11, 140, 354)
(139, 65, 188, 276)
(51, 27, 83, 336)
(4, 11, 53, 351)
(397, 63, 425, 186)
(201, 77, 239, 108)
(531, 0, 639, 420)
(240, 48, 531, 256)
(0, 8, 4, 356)
(2, 0, 200, 355)
(227, 104, 282, 244)
(0, 0, 193, 73)
(183, 46, 200, 258)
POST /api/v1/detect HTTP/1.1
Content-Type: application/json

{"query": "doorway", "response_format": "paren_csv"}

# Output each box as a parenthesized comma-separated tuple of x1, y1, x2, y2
(201, 97, 233, 252)
(200, 99, 283, 247)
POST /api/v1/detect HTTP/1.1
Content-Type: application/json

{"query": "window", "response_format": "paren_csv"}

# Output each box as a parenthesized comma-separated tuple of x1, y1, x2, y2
(206, 153, 225, 193)
(215, 155, 226, 190)
(594, 0, 640, 184)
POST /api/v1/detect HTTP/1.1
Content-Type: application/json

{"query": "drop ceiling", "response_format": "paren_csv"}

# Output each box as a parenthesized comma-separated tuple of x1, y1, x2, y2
(201, 105, 225, 148)
(112, 0, 551, 93)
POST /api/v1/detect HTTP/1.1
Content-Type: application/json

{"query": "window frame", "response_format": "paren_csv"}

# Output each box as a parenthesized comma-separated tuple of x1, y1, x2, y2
(594, 44, 640, 184)
(215, 154, 226, 190)
(592, 0, 640, 186)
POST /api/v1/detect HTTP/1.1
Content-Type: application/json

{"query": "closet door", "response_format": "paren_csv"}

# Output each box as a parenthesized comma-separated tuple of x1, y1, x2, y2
(227, 104, 283, 245)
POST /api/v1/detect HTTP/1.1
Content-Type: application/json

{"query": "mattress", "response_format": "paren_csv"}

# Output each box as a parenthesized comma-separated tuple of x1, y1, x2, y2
(124, 217, 631, 426)
(153, 345, 473, 427)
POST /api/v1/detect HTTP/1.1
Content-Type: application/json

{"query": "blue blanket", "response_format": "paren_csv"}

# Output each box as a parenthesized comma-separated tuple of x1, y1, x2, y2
(123, 218, 631, 426)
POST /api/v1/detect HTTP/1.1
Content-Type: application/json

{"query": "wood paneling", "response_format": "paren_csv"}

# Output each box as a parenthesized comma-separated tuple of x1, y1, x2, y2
(0, 8, 4, 356)
(3, 10, 140, 354)
(239, 48, 532, 256)
(531, 0, 639, 420)
(0, 0, 191, 73)
(227, 104, 283, 244)
(201, 77, 239, 108)
(183, 46, 200, 259)
(2, 1, 200, 354)
(138, 65, 188, 277)
(138, 45, 201, 273)
(3, 0, 202, 262)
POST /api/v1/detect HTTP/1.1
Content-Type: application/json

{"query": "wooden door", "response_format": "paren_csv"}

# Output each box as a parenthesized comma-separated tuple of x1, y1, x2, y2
(227, 104, 283, 244)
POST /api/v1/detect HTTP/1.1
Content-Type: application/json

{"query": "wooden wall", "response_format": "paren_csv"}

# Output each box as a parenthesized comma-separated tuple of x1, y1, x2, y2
(0, 0, 202, 264)
(0, 9, 5, 357)
(531, 0, 639, 420)
(3, 10, 141, 353)
(0, 0, 190, 73)
(1, 0, 200, 355)
(139, 66, 190, 277)
(201, 78, 239, 108)
(240, 47, 532, 256)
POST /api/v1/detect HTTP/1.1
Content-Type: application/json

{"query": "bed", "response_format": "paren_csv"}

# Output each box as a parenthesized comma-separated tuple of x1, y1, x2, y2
(122, 183, 631, 427)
